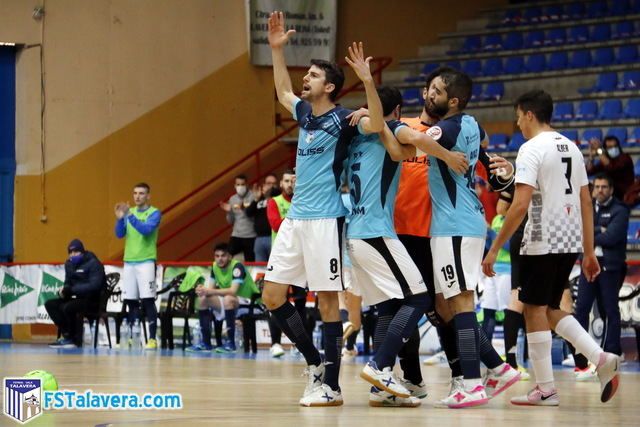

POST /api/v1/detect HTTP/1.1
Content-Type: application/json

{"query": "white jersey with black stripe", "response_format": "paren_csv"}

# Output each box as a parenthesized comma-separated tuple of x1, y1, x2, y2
(515, 131, 588, 255)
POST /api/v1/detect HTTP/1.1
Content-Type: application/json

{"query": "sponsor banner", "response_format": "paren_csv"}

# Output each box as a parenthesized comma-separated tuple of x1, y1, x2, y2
(247, 0, 337, 66)
(0, 266, 38, 324)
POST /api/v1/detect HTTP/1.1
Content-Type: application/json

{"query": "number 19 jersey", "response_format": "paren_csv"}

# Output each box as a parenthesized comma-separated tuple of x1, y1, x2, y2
(515, 131, 588, 255)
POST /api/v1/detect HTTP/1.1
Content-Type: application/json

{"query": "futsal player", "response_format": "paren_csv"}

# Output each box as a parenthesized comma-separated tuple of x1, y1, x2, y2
(483, 89, 620, 406)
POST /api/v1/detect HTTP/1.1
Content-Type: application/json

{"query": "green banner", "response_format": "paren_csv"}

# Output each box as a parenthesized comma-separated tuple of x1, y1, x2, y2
(0, 273, 34, 308)
(37, 272, 64, 306)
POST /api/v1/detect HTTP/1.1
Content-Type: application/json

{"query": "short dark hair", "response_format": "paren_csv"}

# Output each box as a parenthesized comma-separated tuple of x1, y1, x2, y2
(604, 135, 621, 148)
(424, 66, 458, 89)
(438, 70, 473, 110)
(213, 242, 230, 253)
(593, 173, 613, 188)
(282, 168, 295, 176)
(133, 182, 150, 192)
(235, 174, 247, 182)
(310, 59, 344, 101)
(265, 173, 278, 181)
(514, 89, 553, 124)
(377, 86, 403, 116)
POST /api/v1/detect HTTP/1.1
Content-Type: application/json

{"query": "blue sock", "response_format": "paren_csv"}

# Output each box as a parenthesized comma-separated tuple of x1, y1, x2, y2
(340, 309, 349, 323)
(225, 309, 237, 348)
(479, 326, 504, 369)
(214, 319, 224, 347)
(126, 300, 140, 326)
(141, 298, 157, 340)
(374, 293, 429, 369)
(438, 321, 462, 377)
(323, 321, 343, 391)
(199, 309, 212, 346)
(398, 328, 422, 385)
(453, 312, 481, 380)
(270, 302, 321, 366)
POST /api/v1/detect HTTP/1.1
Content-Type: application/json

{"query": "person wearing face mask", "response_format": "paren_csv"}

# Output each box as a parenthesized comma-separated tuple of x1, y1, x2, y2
(587, 136, 634, 199)
(220, 174, 257, 262)
(46, 239, 105, 348)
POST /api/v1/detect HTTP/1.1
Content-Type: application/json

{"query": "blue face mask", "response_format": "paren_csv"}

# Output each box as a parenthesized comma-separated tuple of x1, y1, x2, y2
(69, 254, 83, 265)
(607, 147, 620, 158)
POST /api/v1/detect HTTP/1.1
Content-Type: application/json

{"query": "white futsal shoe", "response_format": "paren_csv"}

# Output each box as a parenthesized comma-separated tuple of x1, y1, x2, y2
(360, 361, 411, 398)
(483, 363, 521, 398)
(399, 378, 428, 399)
(299, 383, 343, 407)
(369, 387, 421, 407)
(302, 363, 325, 398)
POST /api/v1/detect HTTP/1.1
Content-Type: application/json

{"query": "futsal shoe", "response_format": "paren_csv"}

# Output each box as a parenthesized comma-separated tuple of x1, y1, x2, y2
(596, 352, 620, 403)
(483, 363, 521, 398)
(49, 338, 77, 349)
(399, 378, 428, 399)
(270, 343, 285, 358)
(341, 347, 358, 363)
(433, 376, 464, 408)
(185, 343, 213, 353)
(369, 387, 421, 407)
(299, 383, 343, 407)
(360, 361, 411, 398)
(423, 350, 447, 365)
(510, 386, 559, 406)
(215, 342, 237, 354)
(302, 363, 325, 397)
(574, 364, 596, 381)
(438, 384, 489, 409)
(144, 338, 158, 350)
(518, 366, 531, 381)
(561, 354, 575, 367)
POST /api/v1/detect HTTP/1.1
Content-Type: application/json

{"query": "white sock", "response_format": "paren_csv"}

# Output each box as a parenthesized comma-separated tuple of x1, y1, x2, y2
(527, 331, 555, 392)
(555, 315, 603, 365)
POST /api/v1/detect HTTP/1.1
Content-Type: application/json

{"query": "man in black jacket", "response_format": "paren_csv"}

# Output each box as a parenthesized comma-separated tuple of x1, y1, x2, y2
(46, 239, 106, 348)
(574, 173, 629, 372)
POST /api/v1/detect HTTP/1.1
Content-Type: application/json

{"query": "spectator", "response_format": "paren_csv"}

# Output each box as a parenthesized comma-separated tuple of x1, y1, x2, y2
(267, 169, 294, 238)
(246, 174, 279, 262)
(114, 182, 161, 350)
(574, 173, 629, 378)
(47, 239, 105, 348)
(586, 136, 634, 198)
(187, 242, 260, 353)
(220, 175, 256, 262)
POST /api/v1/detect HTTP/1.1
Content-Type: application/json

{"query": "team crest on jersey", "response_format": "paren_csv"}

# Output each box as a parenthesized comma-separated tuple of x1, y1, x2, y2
(565, 204, 572, 215)
(232, 267, 243, 278)
(305, 131, 315, 144)
(426, 126, 442, 141)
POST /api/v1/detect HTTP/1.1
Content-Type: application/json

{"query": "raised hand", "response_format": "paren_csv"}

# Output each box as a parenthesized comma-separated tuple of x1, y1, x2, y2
(344, 42, 373, 83)
(445, 151, 469, 175)
(268, 11, 296, 49)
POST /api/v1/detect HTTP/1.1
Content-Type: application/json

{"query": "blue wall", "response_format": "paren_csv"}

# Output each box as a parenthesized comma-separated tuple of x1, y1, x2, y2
(0, 47, 16, 262)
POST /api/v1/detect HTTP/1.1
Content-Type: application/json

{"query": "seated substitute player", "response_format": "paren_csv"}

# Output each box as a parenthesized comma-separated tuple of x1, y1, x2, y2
(381, 68, 520, 408)
(260, 13, 375, 407)
(483, 89, 620, 406)
(343, 44, 469, 408)
(188, 243, 259, 353)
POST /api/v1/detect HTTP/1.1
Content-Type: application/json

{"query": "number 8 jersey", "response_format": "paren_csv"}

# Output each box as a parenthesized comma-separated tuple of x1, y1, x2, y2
(515, 131, 588, 255)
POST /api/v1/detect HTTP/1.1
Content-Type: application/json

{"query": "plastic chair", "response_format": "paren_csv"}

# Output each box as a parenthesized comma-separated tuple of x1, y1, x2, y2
(567, 25, 589, 43)
(546, 28, 566, 45)
(461, 36, 481, 53)
(488, 133, 509, 151)
(598, 99, 623, 120)
(607, 128, 628, 146)
(581, 129, 603, 146)
(508, 132, 526, 151)
(565, 3, 586, 19)
(548, 51, 568, 71)
(590, 23, 612, 42)
(462, 59, 483, 77)
(482, 58, 503, 76)
(617, 45, 638, 65)
(552, 102, 574, 122)
(624, 99, 640, 119)
(586, 0, 607, 18)
(484, 34, 503, 51)
(503, 32, 524, 50)
(613, 21, 635, 39)
(628, 127, 640, 146)
(575, 100, 598, 120)
(569, 50, 592, 69)
(560, 130, 578, 143)
(482, 82, 505, 101)
(504, 56, 525, 74)
(402, 88, 422, 107)
(525, 54, 546, 73)
(593, 47, 615, 67)
(523, 6, 542, 23)
(619, 71, 640, 90)
(524, 30, 545, 48)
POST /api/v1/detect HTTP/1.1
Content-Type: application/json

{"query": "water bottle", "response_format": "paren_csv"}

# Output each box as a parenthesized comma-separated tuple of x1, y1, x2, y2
(132, 320, 142, 348)
(235, 322, 244, 351)
(191, 324, 202, 347)
(516, 328, 526, 368)
(83, 320, 92, 346)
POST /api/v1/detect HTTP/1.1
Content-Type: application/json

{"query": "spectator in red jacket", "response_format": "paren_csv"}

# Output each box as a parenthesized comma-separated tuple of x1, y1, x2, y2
(587, 135, 634, 199)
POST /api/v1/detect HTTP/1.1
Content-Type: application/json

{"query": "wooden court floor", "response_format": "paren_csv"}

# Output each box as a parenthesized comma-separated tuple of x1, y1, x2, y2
(1, 343, 638, 426)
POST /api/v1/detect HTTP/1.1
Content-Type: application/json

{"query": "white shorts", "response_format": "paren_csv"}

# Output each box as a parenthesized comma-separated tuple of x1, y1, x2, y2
(342, 266, 361, 297)
(348, 237, 427, 306)
(431, 236, 484, 300)
(122, 261, 157, 300)
(480, 273, 511, 310)
(265, 218, 345, 292)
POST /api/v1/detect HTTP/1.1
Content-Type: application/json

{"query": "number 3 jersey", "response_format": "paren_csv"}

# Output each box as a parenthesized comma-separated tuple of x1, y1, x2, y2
(427, 113, 486, 239)
(515, 131, 588, 255)
(346, 120, 408, 239)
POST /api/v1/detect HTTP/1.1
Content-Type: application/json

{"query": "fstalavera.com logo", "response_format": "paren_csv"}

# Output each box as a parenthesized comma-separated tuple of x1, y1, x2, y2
(3, 378, 43, 424)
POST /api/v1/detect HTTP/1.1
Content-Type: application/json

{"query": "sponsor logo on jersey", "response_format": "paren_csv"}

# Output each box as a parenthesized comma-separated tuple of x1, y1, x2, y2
(426, 126, 442, 141)
(298, 147, 325, 156)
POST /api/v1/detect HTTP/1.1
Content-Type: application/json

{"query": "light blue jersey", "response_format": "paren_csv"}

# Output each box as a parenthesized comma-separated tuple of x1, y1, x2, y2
(346, 120, 407, 239)
(428, 113, 486, 238)
(288, 98, 359, 220)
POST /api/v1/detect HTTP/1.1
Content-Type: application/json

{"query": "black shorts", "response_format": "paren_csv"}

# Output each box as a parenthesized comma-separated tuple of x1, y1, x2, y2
(519, 253, 579, 309)
(397, 235, 433, 299)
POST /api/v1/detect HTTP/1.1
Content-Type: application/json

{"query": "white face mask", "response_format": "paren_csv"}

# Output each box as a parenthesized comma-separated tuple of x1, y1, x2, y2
(235, 185, 247, 196)
(607, 147, 620, 158)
